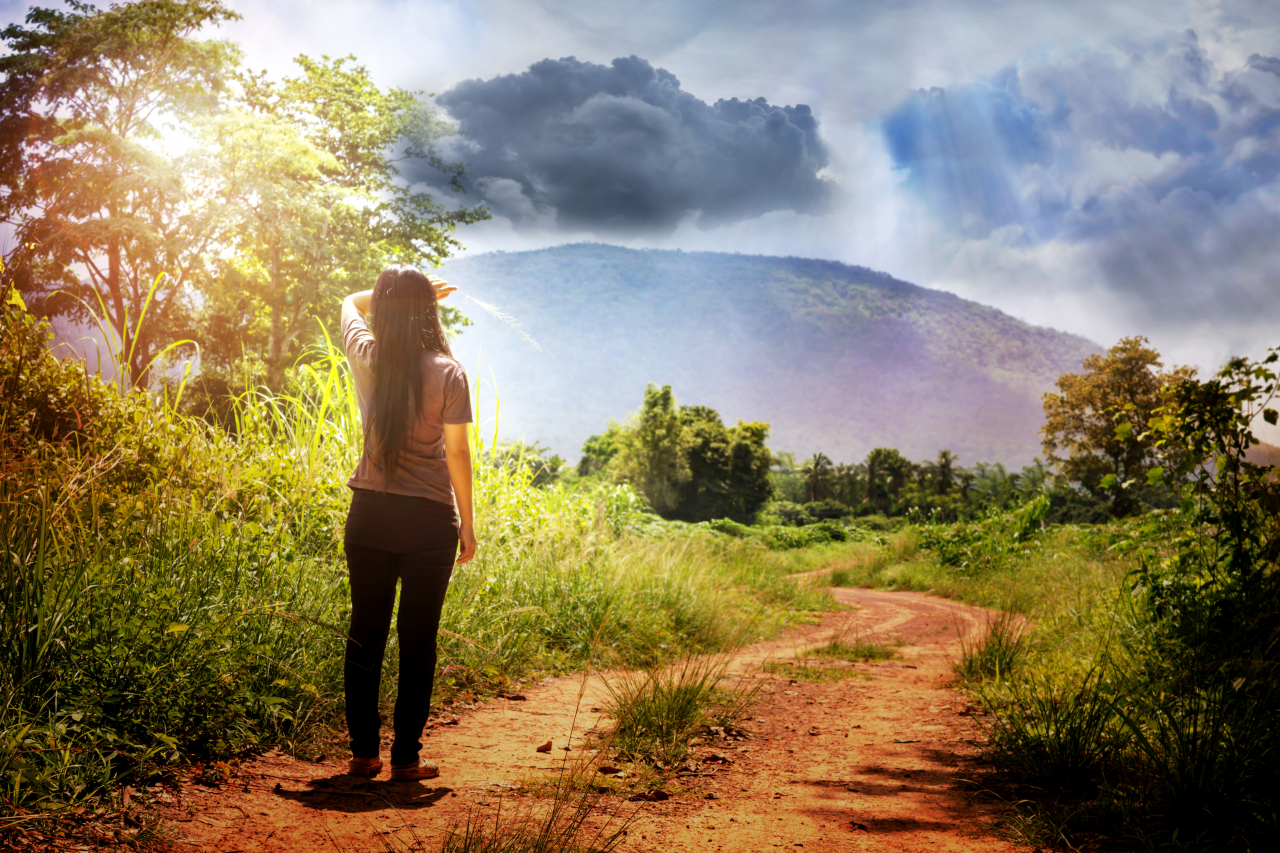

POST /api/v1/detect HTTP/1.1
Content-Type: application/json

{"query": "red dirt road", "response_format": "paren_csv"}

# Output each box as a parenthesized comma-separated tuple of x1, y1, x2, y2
(163, 587, 1017, 852)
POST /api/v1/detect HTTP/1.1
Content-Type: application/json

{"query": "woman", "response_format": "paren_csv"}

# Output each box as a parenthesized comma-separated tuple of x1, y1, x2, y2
(339, 265, 477, 781)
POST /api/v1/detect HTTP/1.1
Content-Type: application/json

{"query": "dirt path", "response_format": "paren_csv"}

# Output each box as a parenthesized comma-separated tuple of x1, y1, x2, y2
(161, 587, 1017, 852)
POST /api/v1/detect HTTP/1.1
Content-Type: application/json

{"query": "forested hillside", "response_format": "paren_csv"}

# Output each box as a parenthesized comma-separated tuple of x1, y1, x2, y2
(442, 244, 1100, 464)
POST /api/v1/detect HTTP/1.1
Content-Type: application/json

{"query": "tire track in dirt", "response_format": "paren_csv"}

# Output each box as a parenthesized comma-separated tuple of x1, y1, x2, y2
(164, 587, 1015, 852)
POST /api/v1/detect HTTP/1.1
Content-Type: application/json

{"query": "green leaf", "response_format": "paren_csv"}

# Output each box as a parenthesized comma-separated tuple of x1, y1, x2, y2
(1114, 421, 1134, 440)
(1265, 408, 1277, 426)
(4, 289, 25, 311)
(1100, 474, 1117, 489)
(165, 623, 190, 635)
(1145, 466, 1165, 486)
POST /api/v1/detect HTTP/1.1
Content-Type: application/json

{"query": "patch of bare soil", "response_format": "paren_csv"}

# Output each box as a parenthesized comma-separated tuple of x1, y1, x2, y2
(159, 587, 1016, 852)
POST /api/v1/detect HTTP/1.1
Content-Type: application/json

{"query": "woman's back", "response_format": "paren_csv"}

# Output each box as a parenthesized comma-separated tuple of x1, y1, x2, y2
(343, 296, 471, 502)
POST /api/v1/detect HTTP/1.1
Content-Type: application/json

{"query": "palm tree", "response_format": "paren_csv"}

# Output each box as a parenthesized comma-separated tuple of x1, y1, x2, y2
(832, 462, 861, 506)
(936, 449, 958, 495)
(801, 452, 834, 502)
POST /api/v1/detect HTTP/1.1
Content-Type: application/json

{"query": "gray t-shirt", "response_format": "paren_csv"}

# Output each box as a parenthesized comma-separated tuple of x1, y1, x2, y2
(342, 298, 472, 503)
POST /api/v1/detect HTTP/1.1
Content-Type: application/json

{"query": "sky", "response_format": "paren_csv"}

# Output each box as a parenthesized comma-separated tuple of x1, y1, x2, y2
(5, 0, 1279, 373)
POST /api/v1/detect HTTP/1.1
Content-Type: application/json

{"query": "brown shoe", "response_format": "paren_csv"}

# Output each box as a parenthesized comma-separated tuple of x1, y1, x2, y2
(389, 759, 439, 781)
(347, 756, 383, 777)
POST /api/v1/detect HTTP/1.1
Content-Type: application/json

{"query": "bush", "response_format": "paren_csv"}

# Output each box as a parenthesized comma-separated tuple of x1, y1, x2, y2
(758, 500, 811, 526)
(804, 499, 850, 520)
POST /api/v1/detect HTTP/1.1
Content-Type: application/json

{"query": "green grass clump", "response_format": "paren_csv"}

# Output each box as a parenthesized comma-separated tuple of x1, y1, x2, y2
(807, 635, 896, 662)
(602, 656, 757, 766)
(763, 627, 895, 682)
(761, 661, 864, 683)
(979, 668, 1122, 792)
(439, 790, 635, 853)
(955, 610, 1027, 682)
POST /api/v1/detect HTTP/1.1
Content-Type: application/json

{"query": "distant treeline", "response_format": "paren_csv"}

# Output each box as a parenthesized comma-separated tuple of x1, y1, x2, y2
(488, 383, 1104, 527)
(495, 336, 1241, 529)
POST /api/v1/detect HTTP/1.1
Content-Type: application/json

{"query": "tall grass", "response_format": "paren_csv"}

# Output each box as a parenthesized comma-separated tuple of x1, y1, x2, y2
(0, 308, 842, 818)
(955, 610, 1027, 682)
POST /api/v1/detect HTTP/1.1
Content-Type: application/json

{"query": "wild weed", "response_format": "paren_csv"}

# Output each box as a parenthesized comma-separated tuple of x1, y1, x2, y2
(438, 788, 636, 853)
(760, 661, 865, 683)
(977, 668, 1120, 792)
(806, 627, 897, 662)
(602, 655, 756, 766)
(955, 610, 1027, 682)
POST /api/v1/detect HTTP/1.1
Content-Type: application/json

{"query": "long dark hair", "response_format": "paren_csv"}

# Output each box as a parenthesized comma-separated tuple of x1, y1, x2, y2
(366, 265, 454, 477)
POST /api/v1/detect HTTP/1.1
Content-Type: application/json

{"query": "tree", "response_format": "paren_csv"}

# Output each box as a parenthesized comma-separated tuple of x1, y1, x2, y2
(671, 406, 772, 522)
(610, 385, 773, 522)
(491, 440, 563, 487)
(578, 425, 621, 476)
(0, 1, 240, 386)
(183, 107, 341, 388)
(201, 55, 488, 387)
(830, 462, 863, 506)
(935, 449, 958, 495)
(1042, 336, 1195, 516)
(722, 419, 773, 522)
(675, 404, 733, 518)
(865, 447, 909, 510)
(611, 384, 689, 515)
(800, 452, 833, 502)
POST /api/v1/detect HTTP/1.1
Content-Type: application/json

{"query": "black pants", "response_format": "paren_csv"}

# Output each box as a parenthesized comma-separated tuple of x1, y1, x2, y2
(343, 488, 458, 766)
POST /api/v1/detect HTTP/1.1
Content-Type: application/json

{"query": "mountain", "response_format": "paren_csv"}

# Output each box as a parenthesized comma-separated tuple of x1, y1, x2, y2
(439, 244, 1101, 467)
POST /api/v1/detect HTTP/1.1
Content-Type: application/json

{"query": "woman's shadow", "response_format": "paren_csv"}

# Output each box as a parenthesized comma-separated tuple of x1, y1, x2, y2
(272, 772, 453, 813)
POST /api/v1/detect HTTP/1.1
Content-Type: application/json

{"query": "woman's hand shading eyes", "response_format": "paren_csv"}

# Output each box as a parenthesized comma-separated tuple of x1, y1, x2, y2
(427, 275, 457, 302)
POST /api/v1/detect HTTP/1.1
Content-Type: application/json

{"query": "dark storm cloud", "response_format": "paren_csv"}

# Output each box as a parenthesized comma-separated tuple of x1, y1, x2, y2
(425, 55, 833, 233)
(881, 31, 1280, 322)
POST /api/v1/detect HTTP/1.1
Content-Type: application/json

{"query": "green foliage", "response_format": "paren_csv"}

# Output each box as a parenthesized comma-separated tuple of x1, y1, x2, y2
(603, 656, 757, 766)
(610, 384, 687, 515)
(577, 425, 621, 476)
(203, 54, 487, 387)
(1041, 336, 1195, 516)
(955, 611, 1027, 682)
(765, 444, 1062, 525)
(0, 0, 242, 386)
(702, 517, 860, 550)
(981, 669, 1121, 793)
(0, 3, 487, 392)
(610, 385, 773, 524)
(848, 350, 1280, 849)
(490, 440, 564, 487)
(914, 494, 1050, 574)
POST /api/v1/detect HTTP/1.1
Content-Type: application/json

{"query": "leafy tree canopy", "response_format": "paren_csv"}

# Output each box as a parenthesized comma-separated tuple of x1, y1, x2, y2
(607, 384, 773, 523)
(0, 0, 241, 385)
(0, 2, 489, 392)
(1041, 336, 1195, 516)
(204, 55, 488, 387)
